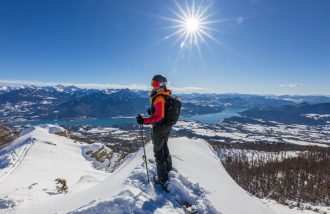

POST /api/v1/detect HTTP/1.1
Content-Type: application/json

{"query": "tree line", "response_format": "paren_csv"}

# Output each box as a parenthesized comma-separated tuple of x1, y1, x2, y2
(210, 141, 330, 207)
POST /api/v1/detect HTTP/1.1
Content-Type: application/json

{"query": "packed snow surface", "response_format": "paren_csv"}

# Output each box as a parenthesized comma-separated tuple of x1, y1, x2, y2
(0, 125, 108, 213)
(1, 125, 282, 213)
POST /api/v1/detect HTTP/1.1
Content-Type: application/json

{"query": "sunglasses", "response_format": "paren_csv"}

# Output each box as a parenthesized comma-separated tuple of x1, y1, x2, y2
(151, 80, 160, 87)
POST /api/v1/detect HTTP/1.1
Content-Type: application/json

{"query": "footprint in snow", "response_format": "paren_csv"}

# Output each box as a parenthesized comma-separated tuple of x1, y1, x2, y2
(72, 160, 220, 214)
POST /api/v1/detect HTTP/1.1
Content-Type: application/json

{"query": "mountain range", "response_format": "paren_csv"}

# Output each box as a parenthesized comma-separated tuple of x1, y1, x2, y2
(242, 102, 330, 125)
(1, 85, 330, 125)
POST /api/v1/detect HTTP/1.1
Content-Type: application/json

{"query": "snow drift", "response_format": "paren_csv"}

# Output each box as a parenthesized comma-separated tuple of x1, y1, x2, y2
(0, 125, 108, 212)
(0, 125, 276, 214)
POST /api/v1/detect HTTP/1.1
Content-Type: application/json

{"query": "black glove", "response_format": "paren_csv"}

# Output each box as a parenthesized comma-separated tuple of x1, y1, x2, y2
(147, 108, 152, 115)
(136, 114, 144, 125)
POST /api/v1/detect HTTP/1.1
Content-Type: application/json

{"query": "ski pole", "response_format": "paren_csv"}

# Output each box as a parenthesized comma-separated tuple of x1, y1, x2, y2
(140, 125, 150, 183)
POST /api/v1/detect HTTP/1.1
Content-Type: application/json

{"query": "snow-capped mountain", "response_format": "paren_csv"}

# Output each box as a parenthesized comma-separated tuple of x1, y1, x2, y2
(242, 102, 330, 125)
(1, 85, 329, 125)
(0, 125, 279, 214)
(0, 86, 224, 123)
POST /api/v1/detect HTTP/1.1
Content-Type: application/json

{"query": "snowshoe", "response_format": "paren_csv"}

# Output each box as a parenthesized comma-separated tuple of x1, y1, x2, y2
(176, 199, 198, 213)
(170, 167, 179, 173)
(153, 176, 171, 192)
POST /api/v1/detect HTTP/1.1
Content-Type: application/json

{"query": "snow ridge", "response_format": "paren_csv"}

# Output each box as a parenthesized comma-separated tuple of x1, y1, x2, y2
(0, 125, 278, 214)
(71, 158, 218, 214)
(0, 137, 35, 182)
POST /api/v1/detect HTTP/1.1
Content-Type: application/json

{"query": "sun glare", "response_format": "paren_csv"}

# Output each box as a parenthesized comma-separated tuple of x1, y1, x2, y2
(161, 0, 220, 50)
(185, 17, 200, 33)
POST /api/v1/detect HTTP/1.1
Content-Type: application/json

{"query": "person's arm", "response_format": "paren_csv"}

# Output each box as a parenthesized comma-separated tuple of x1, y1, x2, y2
(144, 96, 165, 125)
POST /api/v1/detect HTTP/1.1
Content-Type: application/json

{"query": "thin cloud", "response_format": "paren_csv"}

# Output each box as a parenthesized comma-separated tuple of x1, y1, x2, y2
(170, 86, 208, 93)
(0, 79, 207, 93)
(280, 83, 304, 88)
(236, 16, 244, 24)
(0, 79, 148, 90)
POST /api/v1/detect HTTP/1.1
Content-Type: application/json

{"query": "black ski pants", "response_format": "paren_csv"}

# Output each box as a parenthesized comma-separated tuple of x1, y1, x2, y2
(152, 124, 172, 183)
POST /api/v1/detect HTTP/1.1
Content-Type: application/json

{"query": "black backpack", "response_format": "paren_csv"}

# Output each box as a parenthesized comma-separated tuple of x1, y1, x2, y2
(153, 95, 181, 126)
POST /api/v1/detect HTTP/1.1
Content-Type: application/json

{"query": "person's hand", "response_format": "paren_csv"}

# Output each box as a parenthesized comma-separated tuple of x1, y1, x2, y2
(136, 114, 144, 125)
(147, 108, 152, 115)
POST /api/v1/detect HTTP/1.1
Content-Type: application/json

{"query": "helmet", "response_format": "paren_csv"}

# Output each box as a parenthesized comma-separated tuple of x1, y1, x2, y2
(151, 75, 167, 88)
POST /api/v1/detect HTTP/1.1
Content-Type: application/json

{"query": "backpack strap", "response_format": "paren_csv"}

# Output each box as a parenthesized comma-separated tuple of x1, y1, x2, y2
(151, 94, 169, 104)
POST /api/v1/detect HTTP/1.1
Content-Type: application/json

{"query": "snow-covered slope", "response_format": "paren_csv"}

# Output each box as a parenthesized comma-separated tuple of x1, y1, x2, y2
(0, 125, 108, 212)
(1, 125, 277, 214)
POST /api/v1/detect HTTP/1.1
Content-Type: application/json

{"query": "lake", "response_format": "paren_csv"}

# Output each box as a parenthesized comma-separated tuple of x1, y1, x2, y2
(11, 108, 245, 126)
(181, 108, 246, 124)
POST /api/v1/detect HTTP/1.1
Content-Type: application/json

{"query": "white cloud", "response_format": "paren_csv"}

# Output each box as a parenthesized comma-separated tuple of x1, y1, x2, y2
(279, 83, 304, 88)
(0, 79, 207, 93)
(0, 79, 149, 90)
(170, 86, 208, 93)
(236, 16, 244, 24)
(0, 79, 44, 86)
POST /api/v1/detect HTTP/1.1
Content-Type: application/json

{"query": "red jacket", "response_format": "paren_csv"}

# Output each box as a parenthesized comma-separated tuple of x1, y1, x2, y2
(144, 90, 171, 125)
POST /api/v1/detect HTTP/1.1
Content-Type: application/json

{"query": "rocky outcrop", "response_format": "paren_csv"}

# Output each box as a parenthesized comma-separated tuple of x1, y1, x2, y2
(0, 125, 19, 148)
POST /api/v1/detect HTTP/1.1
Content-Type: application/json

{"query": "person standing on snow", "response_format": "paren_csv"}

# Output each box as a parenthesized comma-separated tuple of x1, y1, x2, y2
(136, 74, 173, 191)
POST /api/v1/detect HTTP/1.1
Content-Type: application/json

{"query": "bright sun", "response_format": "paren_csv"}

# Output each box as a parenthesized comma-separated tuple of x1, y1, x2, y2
(161, 0, 219, 49)
(185, 17, 201, 33)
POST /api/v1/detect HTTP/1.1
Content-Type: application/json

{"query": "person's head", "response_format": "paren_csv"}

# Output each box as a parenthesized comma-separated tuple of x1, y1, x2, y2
(151, 74, 167, 90)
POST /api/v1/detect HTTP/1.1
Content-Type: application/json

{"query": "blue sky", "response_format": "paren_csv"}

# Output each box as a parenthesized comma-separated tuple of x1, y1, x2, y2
(0, 0, 329, 95)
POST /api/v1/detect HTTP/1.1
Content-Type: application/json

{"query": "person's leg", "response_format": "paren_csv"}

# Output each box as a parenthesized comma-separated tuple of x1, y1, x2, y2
(163, 128, 172, 172)
(152, 127, 168, 184)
